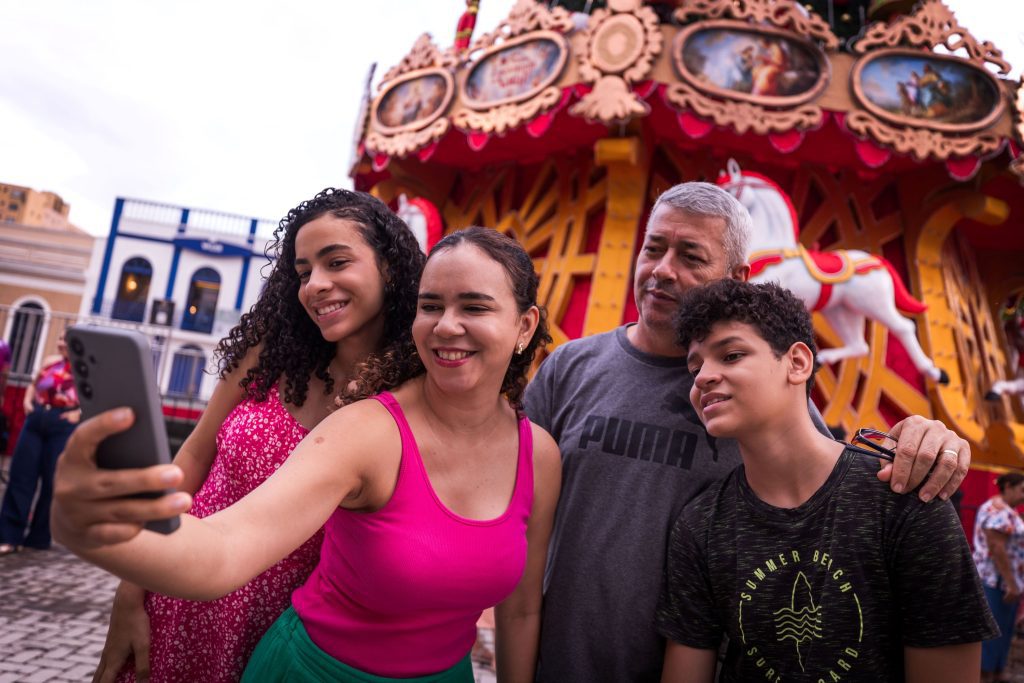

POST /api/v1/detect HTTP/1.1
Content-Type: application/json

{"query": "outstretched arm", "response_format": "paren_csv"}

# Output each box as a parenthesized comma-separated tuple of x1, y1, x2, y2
(495, 425, 561, 683)
(90, 353, 258, 682)
(876, 416, 969, 502)
(54, 399, 390, 600)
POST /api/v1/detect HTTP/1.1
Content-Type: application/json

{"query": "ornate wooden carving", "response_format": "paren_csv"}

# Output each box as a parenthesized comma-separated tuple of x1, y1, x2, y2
(851, 0, 1010, 75)
(850, 49, 1005, 135)
(844, 111, 1003, 161)
(453, 88, 563, 135)
(366, 119, 451, 159)
(465, 0, 574, 49)
(672, 21, 831, 108)
(665, 83, 823, 134)
(844, 0, 1011, 162)
(570, 0, 663, 124)
(366, 35, 456, 158)
(382, 33, 458, 82)
(662, 0, 836, 134)
(451, 0, 574, 135)
(673, 0, 840, 50)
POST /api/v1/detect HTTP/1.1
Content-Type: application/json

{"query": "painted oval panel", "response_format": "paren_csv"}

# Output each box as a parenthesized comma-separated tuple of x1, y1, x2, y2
(373, 70, 453, 133)
(463, 33, 568, 109)
(853, 50, 1003, 132)
(674, 23, 828, 105)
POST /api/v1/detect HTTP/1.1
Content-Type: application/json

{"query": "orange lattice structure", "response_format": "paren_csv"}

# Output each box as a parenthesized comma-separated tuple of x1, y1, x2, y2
(351, 0, 1024, 520)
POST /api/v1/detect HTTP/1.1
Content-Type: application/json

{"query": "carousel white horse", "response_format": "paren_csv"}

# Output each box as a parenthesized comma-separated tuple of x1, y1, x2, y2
(718, 159, 949, 384)
(396, 193, 443, 254)
(985, 312, 1024, 400)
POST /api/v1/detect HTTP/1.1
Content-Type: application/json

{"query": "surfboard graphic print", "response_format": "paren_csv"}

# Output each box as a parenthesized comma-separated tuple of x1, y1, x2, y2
(773, 570, 823, 671)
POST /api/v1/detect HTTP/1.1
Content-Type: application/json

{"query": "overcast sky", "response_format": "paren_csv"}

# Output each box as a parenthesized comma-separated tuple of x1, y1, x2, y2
(2, 1, 1020, 237)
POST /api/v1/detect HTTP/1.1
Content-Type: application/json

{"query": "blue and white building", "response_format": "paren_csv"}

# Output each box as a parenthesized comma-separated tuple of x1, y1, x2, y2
(84, 198, 278, 401)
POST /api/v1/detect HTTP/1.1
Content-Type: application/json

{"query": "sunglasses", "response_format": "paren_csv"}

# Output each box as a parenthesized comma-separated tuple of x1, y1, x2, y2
(846, 427, 897, 462)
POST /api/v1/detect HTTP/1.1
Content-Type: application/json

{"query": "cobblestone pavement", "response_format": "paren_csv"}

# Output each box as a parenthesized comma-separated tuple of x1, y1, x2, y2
(0, 544, 498, 682)
(0, 545, 118, 682)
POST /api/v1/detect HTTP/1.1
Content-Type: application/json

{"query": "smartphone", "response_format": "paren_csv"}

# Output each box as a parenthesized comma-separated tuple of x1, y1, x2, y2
(66, 325, 181, 534)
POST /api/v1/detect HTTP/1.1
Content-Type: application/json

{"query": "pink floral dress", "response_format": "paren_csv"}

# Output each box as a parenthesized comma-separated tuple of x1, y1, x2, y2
(118, 384, 324, 683)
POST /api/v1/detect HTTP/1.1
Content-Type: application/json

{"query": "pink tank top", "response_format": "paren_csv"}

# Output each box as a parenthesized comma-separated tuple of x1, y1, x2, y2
(291, 392, 534, 677)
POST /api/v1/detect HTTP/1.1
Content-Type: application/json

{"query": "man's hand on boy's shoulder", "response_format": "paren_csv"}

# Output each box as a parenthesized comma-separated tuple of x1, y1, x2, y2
(875, 416, 970, 503)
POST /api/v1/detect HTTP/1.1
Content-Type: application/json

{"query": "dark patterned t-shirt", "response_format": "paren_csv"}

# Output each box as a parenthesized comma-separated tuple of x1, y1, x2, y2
(657, 449, 998, 682)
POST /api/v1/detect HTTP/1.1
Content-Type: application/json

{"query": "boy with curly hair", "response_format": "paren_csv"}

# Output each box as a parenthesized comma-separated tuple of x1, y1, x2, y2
(657, 279, 997, 682)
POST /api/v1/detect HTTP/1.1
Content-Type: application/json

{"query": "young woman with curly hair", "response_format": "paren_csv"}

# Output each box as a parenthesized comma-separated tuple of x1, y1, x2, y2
(54, 227, 561, 683)
(93, 188, 425, 683)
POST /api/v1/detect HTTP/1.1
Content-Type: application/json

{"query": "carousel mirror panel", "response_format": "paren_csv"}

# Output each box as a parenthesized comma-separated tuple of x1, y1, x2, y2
(852, 49, 1004, 133)
(672, 21, 830, 106)
(461, 31, 569, 109)
(371, 68, 455, 135)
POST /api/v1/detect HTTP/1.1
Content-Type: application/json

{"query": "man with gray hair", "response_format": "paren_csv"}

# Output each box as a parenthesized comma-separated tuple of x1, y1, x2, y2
(524, 181, 970, 682)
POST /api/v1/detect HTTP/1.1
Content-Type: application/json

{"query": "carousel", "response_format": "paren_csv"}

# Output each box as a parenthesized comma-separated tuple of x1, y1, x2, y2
(350, 0, 1024, 526)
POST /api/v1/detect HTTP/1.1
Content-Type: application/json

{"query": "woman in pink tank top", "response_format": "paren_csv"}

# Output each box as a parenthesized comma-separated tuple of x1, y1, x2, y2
(54, 228, 562, 682)
(93, 189, 426, 683)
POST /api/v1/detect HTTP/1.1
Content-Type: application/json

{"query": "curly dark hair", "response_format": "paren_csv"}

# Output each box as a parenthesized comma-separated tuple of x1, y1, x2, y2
(214, 188, 425, 407)
(345, 227, 551, 409)
(675, 279, 819, 395)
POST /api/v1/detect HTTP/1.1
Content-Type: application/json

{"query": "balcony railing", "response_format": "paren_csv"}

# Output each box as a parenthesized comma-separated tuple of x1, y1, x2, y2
(0, 304, 214, 409)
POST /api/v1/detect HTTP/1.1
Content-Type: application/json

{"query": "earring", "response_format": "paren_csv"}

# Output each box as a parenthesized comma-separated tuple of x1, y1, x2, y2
(516, 342, 525, 355)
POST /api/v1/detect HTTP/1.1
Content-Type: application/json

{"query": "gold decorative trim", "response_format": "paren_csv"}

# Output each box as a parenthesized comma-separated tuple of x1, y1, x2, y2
(465, 0, 574, 52)
(850, 48, 1005, 135)
(367, 35, 458, 158)
(845, 111, 1002, 161)
(665, 81, 823, 135)
(459, 31, 569, 110)
(450, 0, 575, 136)
(842, 1, 1012, 162)
(453, 87, 562, 135)
(673, 0, 840, 50)
(570, 0, 662, 125)
(371, 68, 456, 136)
(382, 34, 458, 83)
(852, 0, 1010, 75)
(365, 119, 450, 158)
(672, 20, 831, 108)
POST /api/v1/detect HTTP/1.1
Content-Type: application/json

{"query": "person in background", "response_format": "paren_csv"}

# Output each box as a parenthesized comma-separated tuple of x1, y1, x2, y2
(973, 471, 1024, 683)
(53, 227, 561, 683)
(0, 332, 79, 554)
(75, 189, 424, 683)
(0, 338, 11, 455)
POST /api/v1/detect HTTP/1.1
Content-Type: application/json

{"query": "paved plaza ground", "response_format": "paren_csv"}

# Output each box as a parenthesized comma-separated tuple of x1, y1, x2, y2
(0, 544, 496, 682)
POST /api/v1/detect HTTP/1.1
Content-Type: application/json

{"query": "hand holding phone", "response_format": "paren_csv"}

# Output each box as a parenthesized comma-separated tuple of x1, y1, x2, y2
(65, 326, 181, 534)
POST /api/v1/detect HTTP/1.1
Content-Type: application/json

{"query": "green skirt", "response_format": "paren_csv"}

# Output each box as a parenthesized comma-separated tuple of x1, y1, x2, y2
(242, 607, 475, 683)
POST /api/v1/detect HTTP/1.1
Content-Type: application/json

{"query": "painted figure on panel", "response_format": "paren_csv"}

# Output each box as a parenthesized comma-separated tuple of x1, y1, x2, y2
(860, 55, 998, 125)
(465, 38, 562, 104)
(377, 75, 447, 129)
(682, 29, 820, 98)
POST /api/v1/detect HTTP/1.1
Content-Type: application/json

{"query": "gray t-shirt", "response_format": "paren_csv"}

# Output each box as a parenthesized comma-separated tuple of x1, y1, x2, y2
(656, 450, 998, 681)
(524, 326, 743, 682)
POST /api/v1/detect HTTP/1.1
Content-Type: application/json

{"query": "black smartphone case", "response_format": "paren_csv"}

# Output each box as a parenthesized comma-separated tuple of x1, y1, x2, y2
(66, 325, 180, 534)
